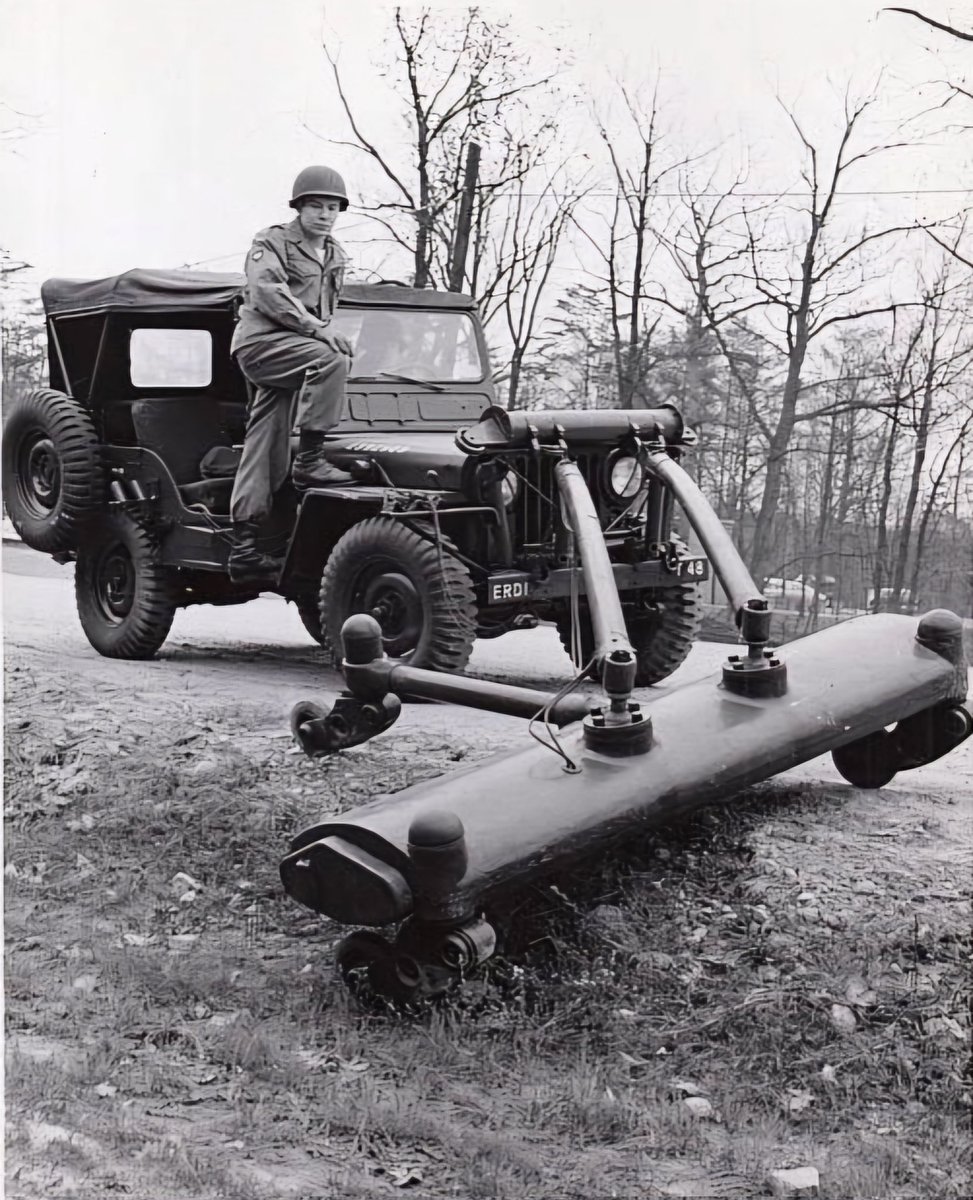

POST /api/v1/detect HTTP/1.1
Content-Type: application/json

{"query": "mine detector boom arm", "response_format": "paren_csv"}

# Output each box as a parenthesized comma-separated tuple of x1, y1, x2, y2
(554, 459, 637, 703)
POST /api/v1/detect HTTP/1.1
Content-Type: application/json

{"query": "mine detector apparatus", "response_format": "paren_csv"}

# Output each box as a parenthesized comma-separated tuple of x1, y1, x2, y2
(283, 408, 973, 1004)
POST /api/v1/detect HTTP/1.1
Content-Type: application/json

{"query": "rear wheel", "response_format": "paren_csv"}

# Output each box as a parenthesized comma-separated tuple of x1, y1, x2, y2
(319, 517, 476, 671)
(75, 513, 177, 659)
(556, 582, 702, 686)
(2, 388, 103, 552)
(832, 730, 898, 789)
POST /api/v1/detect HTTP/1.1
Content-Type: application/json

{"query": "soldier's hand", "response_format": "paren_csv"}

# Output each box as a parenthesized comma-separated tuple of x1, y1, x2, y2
(320, 330, 353, 358)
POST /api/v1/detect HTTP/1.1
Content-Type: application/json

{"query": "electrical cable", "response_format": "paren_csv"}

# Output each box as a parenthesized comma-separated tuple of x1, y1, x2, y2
(527, 657, 595, 774)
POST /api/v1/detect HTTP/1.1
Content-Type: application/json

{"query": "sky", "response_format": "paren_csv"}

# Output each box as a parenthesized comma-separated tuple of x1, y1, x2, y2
(1, 0, 971, 296)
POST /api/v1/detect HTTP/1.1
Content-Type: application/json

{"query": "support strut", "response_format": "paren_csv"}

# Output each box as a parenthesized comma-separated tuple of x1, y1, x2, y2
(642, 447, 786, 698)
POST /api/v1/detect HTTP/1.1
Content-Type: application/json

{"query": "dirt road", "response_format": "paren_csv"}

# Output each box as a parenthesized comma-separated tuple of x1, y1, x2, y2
(5, 541, 971, 1199)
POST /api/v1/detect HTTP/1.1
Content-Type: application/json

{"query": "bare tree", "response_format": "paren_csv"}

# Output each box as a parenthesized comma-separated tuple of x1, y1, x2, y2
(888, 278, 973, 606)
(475, 167, 586, 407)
(575, 81, 699, 407)
(884, 8, 973, 44)
(735, 89, 921, 580)
(318, 8, 558, 289)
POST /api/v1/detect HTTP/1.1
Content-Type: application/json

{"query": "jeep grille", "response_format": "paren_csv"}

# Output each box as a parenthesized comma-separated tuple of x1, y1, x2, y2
(506, 453, 601, 548)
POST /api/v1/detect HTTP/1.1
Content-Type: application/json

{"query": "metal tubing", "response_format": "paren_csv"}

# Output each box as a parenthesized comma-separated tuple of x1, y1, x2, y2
(343, 655, 592, 726)
(457, 405, 685, 454)
(283, 612, 966, 927)
(483, 477, 514, 566)
(643, 448, 761, 614)
(555, 459, 636, 701)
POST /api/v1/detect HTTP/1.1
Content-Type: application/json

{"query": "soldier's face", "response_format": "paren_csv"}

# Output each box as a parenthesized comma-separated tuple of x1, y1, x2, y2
(298, 197, 342, 238)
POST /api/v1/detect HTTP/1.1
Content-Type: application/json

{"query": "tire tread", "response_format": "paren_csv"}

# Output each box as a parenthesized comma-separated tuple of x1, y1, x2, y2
(319, 517, 476, 671)
(75, 514, 176, 659)
(1, 388, 102, 552)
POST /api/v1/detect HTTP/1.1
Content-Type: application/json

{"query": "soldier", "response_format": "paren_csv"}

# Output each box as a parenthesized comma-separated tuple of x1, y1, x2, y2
(228, 165, 356, 581)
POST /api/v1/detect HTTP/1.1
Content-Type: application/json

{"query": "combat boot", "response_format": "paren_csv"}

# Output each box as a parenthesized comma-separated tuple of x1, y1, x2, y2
(228, 521, 281, 583)
(292, 432, 354, 489)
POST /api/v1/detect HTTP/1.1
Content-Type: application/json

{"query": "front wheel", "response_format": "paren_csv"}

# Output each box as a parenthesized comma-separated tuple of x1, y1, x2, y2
(75, 513, 177, 659)
(556, 581, 702, 686)
(319, 517, 476, 671)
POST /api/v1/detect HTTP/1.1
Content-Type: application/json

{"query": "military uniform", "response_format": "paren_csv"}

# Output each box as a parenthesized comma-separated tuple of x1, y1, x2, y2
(229, 217, 351, 524)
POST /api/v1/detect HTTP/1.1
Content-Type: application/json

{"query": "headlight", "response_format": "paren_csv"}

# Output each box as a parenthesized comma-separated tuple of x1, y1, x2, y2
(500, 472, 519, 507)
(609, 454, 643, 499)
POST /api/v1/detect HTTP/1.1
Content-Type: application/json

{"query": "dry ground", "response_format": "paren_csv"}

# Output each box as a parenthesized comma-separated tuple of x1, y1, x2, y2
(4, 549, 971, 1199)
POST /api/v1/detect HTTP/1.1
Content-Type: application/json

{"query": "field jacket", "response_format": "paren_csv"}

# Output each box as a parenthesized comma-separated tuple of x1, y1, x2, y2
(232, 217, 349, 352)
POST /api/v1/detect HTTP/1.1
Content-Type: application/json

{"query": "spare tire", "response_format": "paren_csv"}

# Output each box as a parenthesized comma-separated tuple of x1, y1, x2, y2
(2, 388, 103, 552)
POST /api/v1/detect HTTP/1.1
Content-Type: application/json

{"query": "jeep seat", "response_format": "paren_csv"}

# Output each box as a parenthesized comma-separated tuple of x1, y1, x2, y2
(130, 396, 243, 485)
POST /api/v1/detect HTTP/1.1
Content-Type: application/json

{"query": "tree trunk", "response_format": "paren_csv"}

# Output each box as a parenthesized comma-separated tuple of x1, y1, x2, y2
(889, 354, 937, 609)
(749, 323, 809, 580)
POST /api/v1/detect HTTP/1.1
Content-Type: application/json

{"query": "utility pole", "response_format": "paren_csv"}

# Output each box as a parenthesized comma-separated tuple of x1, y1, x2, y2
(448, 142, 480, 293)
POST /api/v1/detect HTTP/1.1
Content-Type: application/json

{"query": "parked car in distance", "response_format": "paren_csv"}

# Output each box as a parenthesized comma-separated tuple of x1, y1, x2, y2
(763, 577, 832, 612)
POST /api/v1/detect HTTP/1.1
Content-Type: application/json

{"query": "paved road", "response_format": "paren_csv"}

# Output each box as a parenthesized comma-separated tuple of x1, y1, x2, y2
(4, 540, 969, 791)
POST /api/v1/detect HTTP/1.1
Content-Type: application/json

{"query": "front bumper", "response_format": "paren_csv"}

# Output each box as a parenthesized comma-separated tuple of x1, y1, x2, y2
(484, 555, 709, 603)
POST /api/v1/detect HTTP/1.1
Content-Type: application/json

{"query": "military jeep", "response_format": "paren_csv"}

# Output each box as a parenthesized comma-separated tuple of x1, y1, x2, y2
(2, 269, 708, 680)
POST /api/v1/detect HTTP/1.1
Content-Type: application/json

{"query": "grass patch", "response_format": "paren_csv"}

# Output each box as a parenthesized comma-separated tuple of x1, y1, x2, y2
(5, 651, 972, 1199)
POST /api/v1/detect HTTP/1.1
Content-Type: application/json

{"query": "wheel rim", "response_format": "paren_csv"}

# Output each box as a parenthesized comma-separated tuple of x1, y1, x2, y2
(93, 542, 136, 625)
(16, 430, 61, 518)
(353, 567, 424, 658)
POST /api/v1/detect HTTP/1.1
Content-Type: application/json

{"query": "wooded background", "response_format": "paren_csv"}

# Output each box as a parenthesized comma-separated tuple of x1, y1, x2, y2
(3, 5, 970, 616)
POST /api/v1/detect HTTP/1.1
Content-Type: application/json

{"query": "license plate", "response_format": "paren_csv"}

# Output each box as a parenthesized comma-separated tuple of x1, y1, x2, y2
(486, 573, 531, 603)
(670, 556, 710, 580)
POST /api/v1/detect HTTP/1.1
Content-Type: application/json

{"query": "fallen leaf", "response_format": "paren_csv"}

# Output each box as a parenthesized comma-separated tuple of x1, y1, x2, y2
(168, 934, 199, 949)
(785, 1087, 814, 1115)
(669, 1078, 706, 1097)
(170, 872, 203, 895)
(830, 1003, 857, 1034)
(845, 976, 877, 1007)
(94, 1082, 118, 1098)
(925, 1016, 968, 1041)
(387, 1164, 424, 1187)
(768, 1165, 820, 1196)
(619, 1050, 653, 1068)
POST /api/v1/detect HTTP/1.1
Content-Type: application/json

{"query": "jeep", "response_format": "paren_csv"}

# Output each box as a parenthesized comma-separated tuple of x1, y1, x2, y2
(2, 269, 708, 681)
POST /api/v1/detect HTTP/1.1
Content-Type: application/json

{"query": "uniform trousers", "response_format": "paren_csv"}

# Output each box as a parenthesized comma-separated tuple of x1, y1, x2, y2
(230, 331, 349, 524)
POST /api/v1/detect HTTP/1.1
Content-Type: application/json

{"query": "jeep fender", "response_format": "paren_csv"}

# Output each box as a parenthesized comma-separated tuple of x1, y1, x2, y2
(280, 487, 386, 588)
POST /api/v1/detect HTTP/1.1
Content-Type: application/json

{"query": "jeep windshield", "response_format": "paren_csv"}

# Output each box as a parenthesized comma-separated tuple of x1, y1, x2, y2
(331, 307, 485, 384)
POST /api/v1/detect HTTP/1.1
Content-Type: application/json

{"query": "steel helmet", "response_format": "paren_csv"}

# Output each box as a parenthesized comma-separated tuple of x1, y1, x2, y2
(289, 165, 350, 211)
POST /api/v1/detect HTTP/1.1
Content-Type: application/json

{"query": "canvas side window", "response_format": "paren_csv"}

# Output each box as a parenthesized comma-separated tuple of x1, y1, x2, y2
(130, 329, 212, 387)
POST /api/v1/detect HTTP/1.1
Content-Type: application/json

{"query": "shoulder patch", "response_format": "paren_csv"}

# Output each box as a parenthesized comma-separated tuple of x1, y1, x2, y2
(251, 248, 264, 261)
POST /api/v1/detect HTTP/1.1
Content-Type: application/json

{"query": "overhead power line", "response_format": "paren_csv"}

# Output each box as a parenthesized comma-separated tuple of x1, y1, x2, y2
(507, 187, 973, 199)
(181, 186, 968, 268)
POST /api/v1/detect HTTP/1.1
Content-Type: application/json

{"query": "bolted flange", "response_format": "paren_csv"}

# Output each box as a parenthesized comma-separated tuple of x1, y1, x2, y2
(583, 702, 654, 756)
(721, 649, 788, 698)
